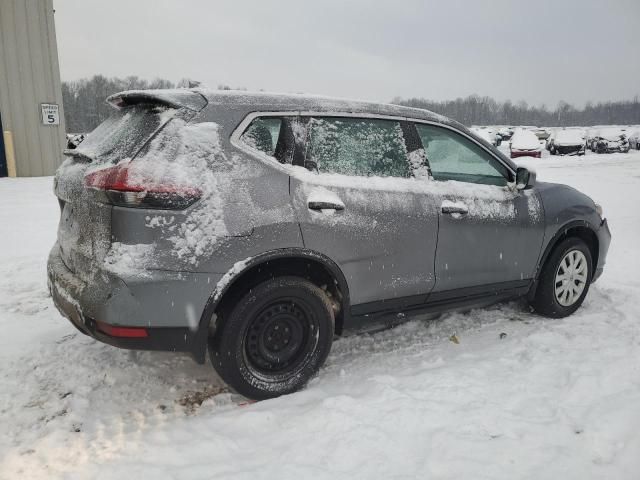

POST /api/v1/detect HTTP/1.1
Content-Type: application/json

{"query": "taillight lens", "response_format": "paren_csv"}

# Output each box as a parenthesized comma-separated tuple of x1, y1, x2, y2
(95, 320, 148, 338)
(84, 163, 201, 209)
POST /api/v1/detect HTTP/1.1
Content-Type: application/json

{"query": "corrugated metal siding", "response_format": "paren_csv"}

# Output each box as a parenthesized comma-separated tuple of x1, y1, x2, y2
(0, 0, 66, 177)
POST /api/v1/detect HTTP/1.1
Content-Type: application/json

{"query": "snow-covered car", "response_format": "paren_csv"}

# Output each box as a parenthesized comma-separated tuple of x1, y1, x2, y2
(470, 127, 501, 146)
(510, 128, 542, 158)
(532, 127, 550, 140)
(545, 130, 557, 151)
(48, 89, 611, 400)
(498, 126, 514, 140)
(627, 129, 640, 150)
(593, 128, 629, 153)
(549, 129, 586, 156)
(585, 128, 599, 151)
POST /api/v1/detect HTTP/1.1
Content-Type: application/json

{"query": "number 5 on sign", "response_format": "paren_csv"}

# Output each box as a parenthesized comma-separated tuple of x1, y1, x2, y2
(41, 104, 60, 125)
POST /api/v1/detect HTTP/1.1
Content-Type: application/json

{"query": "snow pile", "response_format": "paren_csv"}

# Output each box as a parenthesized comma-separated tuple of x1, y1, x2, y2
(2, 149, 640, 479)
(103, 242, 156, 277)
(157, 122, 230, 263)
(96, 120, 232, 269)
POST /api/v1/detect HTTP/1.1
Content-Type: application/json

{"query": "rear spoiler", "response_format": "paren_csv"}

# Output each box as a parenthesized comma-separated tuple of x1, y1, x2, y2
(106, 89, 208, 112)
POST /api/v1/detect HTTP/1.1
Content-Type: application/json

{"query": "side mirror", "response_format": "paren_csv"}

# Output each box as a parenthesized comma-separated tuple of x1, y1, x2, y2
(516, 166, 536, 190)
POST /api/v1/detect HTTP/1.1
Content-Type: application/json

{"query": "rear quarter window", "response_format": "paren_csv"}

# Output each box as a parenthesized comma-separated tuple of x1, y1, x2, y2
(240, 117, 283, 157)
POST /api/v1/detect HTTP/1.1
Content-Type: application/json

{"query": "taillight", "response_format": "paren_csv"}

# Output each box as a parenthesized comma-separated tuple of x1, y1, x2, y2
(84, 163, 201, 209)
(95, 320, 148, 338)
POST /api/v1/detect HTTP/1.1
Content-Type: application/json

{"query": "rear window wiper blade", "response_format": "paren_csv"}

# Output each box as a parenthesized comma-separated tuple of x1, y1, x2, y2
(63, 149, 95, 162)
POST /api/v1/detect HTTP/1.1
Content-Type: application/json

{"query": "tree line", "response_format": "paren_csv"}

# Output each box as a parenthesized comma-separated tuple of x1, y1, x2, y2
(61, 75, 242, 133)
(62, 75, 640, 133)
(392, 95, 640, 127)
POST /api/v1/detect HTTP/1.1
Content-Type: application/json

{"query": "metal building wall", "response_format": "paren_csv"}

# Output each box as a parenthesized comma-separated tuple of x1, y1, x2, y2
(0, 0, 66, 177)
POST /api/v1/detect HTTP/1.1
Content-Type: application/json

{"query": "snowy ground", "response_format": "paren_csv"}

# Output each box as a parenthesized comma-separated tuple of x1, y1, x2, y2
(1, 148, 640, 479)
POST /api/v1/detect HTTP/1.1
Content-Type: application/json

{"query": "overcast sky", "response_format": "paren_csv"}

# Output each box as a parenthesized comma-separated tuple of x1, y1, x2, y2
(54, 0, 640, 107)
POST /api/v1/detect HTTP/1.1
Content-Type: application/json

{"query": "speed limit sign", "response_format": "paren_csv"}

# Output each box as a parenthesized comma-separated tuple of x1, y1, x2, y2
(41, 103, 60, 125)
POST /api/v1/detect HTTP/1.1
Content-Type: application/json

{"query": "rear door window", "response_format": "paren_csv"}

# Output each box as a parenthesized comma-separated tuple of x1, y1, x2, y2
(415, 123, 510, 186)
(306, 117, 410, 178)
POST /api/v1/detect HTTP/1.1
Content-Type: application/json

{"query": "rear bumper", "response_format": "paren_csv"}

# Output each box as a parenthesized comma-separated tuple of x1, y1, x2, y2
(511, 150, 541, 158)
(47, 243, 221, 362)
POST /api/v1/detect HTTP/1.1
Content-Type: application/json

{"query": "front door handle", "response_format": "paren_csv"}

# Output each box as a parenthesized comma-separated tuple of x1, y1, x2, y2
(441, 201, 469, 215)
(308, 201, 345, 211)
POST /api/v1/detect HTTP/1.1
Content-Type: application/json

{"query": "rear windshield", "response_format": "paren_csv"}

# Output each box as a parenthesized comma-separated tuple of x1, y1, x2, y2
(75, 105, 175, 163)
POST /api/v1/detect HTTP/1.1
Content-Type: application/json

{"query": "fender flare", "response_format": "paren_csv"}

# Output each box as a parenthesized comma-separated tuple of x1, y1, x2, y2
(528, 219, 600, 298)
(190, 248, 351, 364)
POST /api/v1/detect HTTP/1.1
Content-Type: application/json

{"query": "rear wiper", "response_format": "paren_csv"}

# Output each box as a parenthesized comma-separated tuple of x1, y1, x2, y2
(63, 149, 95, 162)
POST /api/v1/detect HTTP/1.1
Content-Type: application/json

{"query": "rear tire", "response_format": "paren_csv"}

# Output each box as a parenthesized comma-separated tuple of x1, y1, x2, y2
(530, 237, 593, 318)
(209, 276, 334, 400)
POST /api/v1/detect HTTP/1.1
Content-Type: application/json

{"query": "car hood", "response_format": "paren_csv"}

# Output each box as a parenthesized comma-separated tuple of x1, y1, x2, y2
(535, 181, 600, 227)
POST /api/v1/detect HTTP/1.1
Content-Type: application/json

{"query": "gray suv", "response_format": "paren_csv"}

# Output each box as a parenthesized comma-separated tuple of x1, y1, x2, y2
(48, 89, 611, 400)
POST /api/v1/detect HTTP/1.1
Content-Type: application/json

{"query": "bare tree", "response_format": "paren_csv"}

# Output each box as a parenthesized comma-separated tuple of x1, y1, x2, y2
(392, 95, 640, 127)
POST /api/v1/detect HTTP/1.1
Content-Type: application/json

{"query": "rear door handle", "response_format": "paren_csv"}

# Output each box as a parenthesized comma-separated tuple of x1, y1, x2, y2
(441, 202, 469, 215)
(308, 201, 345, 211)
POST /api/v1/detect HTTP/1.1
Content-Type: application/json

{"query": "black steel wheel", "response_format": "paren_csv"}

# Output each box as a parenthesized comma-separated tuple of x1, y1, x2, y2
(209, 276, 334, 400)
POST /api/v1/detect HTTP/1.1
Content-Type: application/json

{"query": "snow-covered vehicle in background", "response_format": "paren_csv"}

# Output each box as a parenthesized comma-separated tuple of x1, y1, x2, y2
(470, 126, 501, 146)
(545, 129, 557, 151)
(531, 127, 551, 140)
(48, 89, 610, 400)
(498, 126, 514, 140)
(509, 128, 542, 158)
(549, 129, 586, 156)
(628, 129, 640, 150)
(585, 128, 599, 151)
(592, 127, 630, 153)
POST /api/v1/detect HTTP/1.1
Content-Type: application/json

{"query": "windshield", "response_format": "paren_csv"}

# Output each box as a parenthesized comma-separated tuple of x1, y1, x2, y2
(555, 130, 584, 143)
(599, 128, 625, 141)
(74, 105, 176, 163)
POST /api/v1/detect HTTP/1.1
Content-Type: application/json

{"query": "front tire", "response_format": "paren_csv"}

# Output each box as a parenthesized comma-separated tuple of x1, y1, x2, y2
(209, 276, 334, 400)
(530, 237, 593, 318)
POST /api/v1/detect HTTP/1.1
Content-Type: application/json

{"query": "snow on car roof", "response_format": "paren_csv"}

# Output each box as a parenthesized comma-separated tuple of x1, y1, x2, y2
(473, 129, 494, 143)
(197, 89, 453, 123)
(555, 129, 585, 144)
(107, 88, 462, 128)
